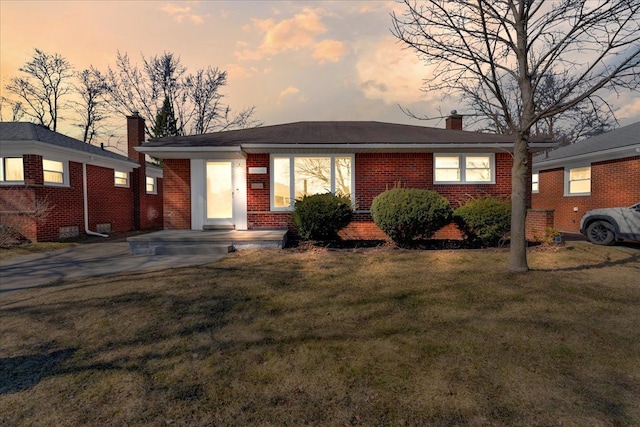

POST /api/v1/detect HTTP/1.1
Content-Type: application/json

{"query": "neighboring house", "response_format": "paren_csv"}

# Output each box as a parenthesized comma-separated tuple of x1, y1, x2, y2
(137, 114, 553, 240)
(0, 114, 163, 242)
(532, 121, 640, 233)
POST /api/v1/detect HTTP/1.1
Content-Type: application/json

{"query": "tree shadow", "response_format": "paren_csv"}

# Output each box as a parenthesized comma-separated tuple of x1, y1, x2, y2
(533, 248, 640, 272)
(0, 348, 76, 394)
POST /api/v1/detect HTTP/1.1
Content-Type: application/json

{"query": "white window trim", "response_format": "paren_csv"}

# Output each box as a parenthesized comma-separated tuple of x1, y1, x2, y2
(42, 158, 69, 187)
(146, 176, 157, 194)
(433, 153, 496, 184)
(0, 157, 25, 185)
(114, 170, 130, 188)
(532, 172, 539, 194)
(270, 154, 355, 212)
(564, 165, 591, 196)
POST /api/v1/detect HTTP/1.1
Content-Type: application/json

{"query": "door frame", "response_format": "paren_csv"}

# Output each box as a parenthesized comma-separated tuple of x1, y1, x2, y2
(190, 158, 247, 230)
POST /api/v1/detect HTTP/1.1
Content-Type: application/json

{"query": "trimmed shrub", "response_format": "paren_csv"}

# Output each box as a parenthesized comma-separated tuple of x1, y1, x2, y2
(370, 188, 452, 245)
(293, 193, 353, 241)
(453, 197, 511, 247)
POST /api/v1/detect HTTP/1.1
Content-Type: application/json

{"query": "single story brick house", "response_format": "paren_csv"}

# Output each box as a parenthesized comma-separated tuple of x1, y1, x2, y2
(0, 114, 163, 242)
(532, 121, 640, 233)
(137, 114, 553, 240)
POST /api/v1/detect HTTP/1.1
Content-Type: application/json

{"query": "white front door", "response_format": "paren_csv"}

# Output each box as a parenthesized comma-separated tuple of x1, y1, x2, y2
(205, 161, 234, 228)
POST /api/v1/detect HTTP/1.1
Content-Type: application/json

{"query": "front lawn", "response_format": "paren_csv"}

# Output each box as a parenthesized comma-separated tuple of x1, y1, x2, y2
(1, 243, 639, 426)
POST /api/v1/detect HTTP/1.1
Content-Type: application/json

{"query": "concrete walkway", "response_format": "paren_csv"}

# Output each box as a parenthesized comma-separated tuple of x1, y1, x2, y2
(0, 242, 226, 293)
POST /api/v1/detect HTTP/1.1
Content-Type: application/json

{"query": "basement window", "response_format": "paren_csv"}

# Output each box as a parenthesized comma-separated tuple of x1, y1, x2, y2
(114, 170, 129, 187)
(0, 157, 24, 183)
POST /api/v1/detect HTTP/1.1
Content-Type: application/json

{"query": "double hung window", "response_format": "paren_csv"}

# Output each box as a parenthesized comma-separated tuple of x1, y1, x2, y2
(566, 166, 591, 195)
(114, 171, 129, 187)
(146, 176, 157, 194)
(43, 159, 64, 184)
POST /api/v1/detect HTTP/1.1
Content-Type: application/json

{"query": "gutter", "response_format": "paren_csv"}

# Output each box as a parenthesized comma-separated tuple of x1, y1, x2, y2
(82, 163, 109, 238)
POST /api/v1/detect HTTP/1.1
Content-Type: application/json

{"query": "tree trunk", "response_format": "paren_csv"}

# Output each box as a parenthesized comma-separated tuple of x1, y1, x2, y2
(510, 133, 529, 272)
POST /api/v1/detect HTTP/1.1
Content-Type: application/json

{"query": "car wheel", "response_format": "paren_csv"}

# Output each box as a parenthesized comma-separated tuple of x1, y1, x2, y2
(586, 221, 616, 245)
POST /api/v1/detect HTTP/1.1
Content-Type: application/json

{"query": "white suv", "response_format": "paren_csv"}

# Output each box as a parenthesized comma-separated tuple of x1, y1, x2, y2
(580, 202, 640, 245)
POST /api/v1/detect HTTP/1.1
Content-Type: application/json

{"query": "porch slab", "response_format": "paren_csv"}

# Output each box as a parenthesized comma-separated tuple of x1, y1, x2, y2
(127, 229, 288, 255)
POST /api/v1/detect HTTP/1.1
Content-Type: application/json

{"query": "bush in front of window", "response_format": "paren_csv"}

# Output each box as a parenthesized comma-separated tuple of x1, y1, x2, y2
(371, 188, 452, 245)
(293, 193, 353, 241)
(453, 196, 511, 247)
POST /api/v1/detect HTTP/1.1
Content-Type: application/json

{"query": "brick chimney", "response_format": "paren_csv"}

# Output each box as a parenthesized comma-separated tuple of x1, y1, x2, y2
(445, 110, 463, 130)
(127, 111, 145, 161)
(127, 112, 146, 230)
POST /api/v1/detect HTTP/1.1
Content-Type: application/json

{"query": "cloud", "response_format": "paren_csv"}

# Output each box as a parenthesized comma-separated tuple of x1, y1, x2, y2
(236, 8, 347, 65)
(225, 63, 258, 80)
(355, 36, 434, 105)
(616, 96, 640, 123)
(313, 39, 349, 63)
(279, 86, 300, 98)
(277, 86, 307, 105)
(160, 3, 207, 25)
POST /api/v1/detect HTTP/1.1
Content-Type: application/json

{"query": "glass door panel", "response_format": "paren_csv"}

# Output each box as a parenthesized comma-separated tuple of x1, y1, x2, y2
(206, 161, 233, 225)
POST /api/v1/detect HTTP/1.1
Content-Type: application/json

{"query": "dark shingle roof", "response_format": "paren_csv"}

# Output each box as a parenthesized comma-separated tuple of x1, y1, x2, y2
(0, 122, 136, 164)
(142, 121, 519, 148)
(534, 121, 640, 163)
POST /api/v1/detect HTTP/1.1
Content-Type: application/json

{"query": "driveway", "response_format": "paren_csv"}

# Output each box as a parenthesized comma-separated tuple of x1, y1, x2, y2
(0, 242, 225, 293)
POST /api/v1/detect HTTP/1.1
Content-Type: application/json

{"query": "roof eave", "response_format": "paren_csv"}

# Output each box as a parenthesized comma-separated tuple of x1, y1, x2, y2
(135, 145, 246, 159)
(533, 144, 640, 171)
(0, 140, 139, 169)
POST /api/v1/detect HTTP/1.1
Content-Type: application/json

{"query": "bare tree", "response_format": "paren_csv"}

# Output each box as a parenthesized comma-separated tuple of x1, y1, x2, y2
(74, 67, 111, 144)
(392, 0, 640, 272)
(464, 73, 617, 144)
(106, 51, 261, 138)
(4, 48, 74, 132)
(0, 97, 26, 122)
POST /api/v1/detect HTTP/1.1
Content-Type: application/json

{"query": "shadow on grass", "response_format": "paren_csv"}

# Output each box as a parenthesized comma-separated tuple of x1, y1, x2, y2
(534, 247, 640, 272)
(0, 348, 76, 394)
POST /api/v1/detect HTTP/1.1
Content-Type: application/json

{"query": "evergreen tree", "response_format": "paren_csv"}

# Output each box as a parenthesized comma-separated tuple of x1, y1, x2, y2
(151, 96, 179, 138)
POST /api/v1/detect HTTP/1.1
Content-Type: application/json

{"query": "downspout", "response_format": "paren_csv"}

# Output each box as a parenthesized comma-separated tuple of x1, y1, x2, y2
(83, 163, 109, 238)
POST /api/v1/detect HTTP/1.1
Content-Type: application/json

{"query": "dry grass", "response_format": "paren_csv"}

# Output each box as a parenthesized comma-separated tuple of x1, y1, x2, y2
(0, 242, 79, 260)
(1, 242, 639, 426)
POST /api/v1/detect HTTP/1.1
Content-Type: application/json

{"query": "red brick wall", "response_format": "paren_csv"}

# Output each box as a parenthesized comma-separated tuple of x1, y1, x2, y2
(241, 152, 519, 239)
(159, 151, 533, 240)
(23, 155, 44, 185)
(247, 212, 293, 230)
(86, 164, 133, 233)
(355, 152, 514, 210)
(139, 177, 163, 230)
(163, 159, 191, 229)
(532, 156, 640, 233)
(591, 157, 640, 207)
(525, 209, 555, 241)
(1, 154, 163, 242)
(34, 161, 85, 241)
(247, 154, 271, 212)
(0, 185, 38, 241)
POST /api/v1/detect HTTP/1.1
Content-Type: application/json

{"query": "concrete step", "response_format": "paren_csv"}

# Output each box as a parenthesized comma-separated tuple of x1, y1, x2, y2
(154, 243, 232, 256)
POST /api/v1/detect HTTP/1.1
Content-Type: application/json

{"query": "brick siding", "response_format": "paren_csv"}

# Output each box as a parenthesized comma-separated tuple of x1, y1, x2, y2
(163, 159, 191, 229)
(162, 151, 533, 240)
(532, 156, 640, 233)
(1, 115, 164, 242)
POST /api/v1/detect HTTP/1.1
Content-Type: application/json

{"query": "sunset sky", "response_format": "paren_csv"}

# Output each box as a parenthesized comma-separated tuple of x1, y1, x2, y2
(2, 0, 639, 145)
